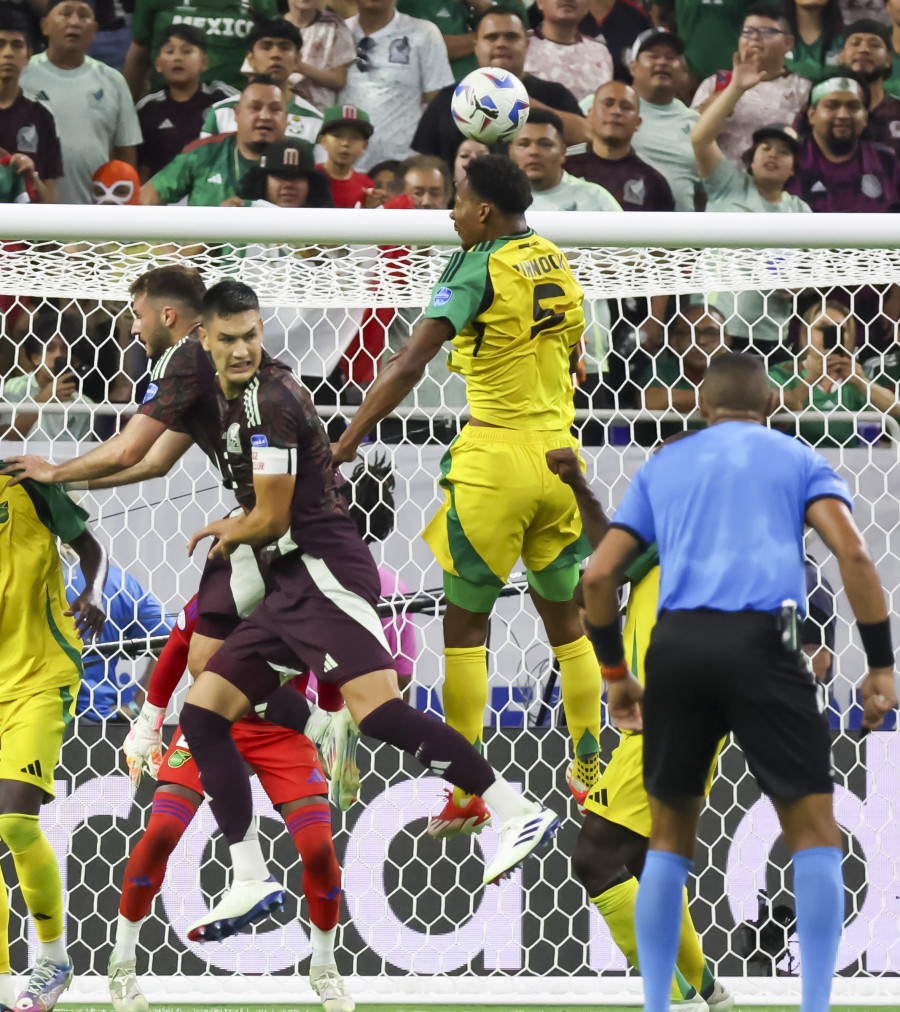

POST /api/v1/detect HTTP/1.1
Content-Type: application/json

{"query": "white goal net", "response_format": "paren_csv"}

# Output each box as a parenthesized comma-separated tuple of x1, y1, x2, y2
(0, 206, 898, 1006)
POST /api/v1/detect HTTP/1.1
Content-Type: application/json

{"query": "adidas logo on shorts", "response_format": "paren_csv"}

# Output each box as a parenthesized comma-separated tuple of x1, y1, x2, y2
(323, 653, 338, 672)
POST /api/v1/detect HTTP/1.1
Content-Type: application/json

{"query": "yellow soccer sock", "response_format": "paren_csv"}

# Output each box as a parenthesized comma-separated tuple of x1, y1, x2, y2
(592, 878, 696, 1002)
(0, 860, 10, 974)
(442, 647, 488, 802)
(553, 637, 601, 778)
(676, 886, 708, 993)
(0, 814, 63, 944)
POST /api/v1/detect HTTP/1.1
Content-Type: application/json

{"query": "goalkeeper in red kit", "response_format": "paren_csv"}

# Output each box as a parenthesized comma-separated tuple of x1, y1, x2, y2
(108, 596, 353, 1012)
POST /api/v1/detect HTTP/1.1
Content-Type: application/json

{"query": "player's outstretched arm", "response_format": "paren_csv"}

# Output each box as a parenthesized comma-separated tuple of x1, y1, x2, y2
(84, 430, 193, 490)
(807, 497, 898, 729)
(582, 527, 645, 730)
(188, 472, 295, 560)
(66, 527, 109, 642)
(333, 317, 455, 465)
(1, 413, 168, 486)
(546, 447, 609, 549)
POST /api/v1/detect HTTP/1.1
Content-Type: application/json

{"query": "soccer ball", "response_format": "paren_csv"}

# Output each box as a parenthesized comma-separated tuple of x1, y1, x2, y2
(450, 67, 530, 144)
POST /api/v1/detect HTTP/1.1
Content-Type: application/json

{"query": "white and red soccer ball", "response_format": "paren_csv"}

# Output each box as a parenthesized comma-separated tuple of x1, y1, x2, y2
(450, 67, 530, 144)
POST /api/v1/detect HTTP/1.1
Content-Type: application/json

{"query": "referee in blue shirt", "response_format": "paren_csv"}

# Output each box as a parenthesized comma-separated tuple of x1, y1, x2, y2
(582, 353, 897, 1012)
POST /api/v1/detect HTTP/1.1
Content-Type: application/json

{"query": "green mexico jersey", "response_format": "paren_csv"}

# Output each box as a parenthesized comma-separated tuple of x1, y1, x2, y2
(150, 133, 255, 206)
(652, 0, 751, 81)
(132, 0, 280, 91)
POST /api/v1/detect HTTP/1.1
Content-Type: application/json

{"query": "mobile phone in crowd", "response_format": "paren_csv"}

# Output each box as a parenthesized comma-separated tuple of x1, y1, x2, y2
(820, 326, 849, 356)
(714, 70, 733, 92)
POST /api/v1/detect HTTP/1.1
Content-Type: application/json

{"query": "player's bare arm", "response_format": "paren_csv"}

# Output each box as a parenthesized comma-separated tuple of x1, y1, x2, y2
(332, 317, 454, 464)
(1, 413, 168, 486)
(546, 448, 609, 549)
(188, 472, 295, 561)
(806, 497, 898, 730)
(85, 430, 194, 491)
(65, 527, 109, 642)
(582, 527, 645, 731)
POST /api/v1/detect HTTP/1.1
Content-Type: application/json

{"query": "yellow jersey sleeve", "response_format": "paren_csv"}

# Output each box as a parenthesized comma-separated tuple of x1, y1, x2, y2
(425, 230, 586, 430)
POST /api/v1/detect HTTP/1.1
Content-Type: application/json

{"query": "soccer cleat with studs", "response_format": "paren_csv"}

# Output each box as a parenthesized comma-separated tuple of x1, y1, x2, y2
(12, 956, 73, 1012)
(482, 806, 560, 885)
(186, 876, 284, 942)
(108, 957, 149, 1012)
(309, 963, 355, 1011)
(426, 787, 491, 839)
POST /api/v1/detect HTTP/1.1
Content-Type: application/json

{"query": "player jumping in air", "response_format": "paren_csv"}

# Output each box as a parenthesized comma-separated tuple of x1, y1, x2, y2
(332, 154, 604, 836)
(3, 265, 358, 806)
(0, 464, 107, 1012)
(177, 280, 558, 937)
(547, 447, 733, 1011)
(108, 595, 353, 1012)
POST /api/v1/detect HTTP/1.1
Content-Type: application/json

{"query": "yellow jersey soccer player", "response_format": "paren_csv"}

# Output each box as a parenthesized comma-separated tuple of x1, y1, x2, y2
(548, 450, 732, 1011)
(334, 154, 604, 836)
(0, 467, 106, 1012)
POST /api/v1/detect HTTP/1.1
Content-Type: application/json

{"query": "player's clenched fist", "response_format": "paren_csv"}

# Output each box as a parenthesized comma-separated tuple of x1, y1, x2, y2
(123, 702, 166, 786)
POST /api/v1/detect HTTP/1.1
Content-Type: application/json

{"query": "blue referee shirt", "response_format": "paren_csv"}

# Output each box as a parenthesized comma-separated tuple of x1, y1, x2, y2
(611, 422, 853, 617)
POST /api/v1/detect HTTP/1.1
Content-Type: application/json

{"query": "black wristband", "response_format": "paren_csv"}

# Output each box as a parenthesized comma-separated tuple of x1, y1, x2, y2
(585, 619, 626, 667)
(858, 619, 895, 669)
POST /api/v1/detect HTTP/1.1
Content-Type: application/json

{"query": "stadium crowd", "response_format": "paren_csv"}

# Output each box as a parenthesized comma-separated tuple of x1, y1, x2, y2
(2, 0, 900, 443)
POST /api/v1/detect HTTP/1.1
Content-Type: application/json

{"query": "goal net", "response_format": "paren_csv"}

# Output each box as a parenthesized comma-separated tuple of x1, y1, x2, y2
(0, 205, 898, 1007)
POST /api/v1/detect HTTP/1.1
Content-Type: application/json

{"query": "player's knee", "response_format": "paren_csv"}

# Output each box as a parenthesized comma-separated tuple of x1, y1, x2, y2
(572, 831, 617, 895)
(0, 813, 42, 853)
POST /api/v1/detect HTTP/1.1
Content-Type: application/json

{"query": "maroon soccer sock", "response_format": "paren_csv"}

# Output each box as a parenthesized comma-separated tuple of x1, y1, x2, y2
(120, 792, 198, 922)
(180, 703, 253, 845)
(258, 683, 312, 733)
(359, 699, 496, 797)
(284, 802, 341, 931)
(315, 681, 344, 713)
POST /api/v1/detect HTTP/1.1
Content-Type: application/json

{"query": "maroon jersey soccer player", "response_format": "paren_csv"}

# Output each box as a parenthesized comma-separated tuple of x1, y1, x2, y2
(177, 280, 560, 940)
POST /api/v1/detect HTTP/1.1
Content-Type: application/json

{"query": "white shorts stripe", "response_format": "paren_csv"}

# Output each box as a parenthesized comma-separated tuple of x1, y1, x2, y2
(228, 539, 266, 617)
(302, 553, 390, 653)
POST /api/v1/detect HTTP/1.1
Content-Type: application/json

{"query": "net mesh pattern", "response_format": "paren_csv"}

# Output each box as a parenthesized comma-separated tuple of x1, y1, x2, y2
(0, 229, 898, 1005)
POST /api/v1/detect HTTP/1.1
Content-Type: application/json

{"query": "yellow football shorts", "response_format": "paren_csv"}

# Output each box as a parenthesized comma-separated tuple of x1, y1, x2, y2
(423, 425, 591, 606)
(0, 683, 78, 799)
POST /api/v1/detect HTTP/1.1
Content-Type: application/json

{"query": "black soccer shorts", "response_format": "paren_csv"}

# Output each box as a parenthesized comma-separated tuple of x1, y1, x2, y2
(642, 608, 834, 801)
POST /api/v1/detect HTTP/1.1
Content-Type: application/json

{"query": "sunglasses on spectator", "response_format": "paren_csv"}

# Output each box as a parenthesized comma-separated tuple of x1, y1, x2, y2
(356, 36, 374, 72)
(740, 26, 788, 39)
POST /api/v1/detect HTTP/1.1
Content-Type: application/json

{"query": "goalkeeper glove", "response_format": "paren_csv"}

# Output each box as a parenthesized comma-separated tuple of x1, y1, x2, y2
(123, 702, 166, 787)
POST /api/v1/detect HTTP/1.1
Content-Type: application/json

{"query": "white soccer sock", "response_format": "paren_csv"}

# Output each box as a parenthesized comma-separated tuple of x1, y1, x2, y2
(37, 934, 67, 965)
(482, 778, 541, 824)
(0, 971, 15, 1007)
(111, 913, 146, 964)
(309, 925, 337, 968)
(230, 838, 269, 882)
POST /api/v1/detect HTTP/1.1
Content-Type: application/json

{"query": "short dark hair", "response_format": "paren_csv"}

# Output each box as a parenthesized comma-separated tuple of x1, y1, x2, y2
(159, 23, 207, 50)
(243, 72, 280, 91)
(465, 154, 532, 214)
(339, 453, 396, 543)
(202, 281, 259, 319)
(399, 154, 453, 199)
(744, 4, 791, 30)
(473, 4, 526, 34)
(129, 265, 206, 314)
(701, 352, 771, 413)
(523, 107, 565, 140)
(247, 18, 301, 50)
(0, 6, 32, 45)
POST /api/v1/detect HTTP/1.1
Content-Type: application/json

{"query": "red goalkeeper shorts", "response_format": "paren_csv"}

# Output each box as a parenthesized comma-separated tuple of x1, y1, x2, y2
(158, 718, 328, 806)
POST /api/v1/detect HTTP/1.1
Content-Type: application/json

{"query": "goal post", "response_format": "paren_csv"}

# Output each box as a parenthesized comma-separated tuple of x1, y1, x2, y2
(1, 207, 899, 1006)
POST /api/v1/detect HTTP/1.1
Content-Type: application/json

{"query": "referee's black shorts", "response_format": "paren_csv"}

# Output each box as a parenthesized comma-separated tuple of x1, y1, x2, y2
(642, 609, 834, 801)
